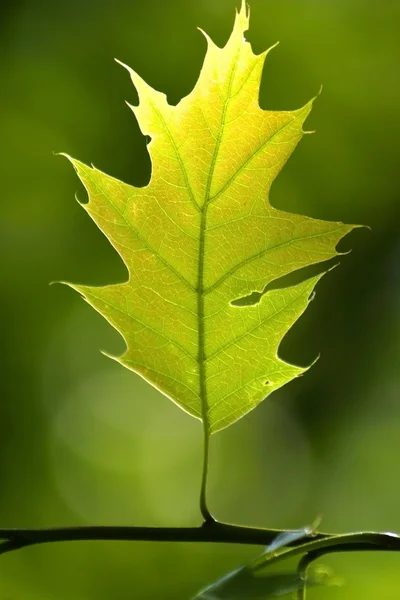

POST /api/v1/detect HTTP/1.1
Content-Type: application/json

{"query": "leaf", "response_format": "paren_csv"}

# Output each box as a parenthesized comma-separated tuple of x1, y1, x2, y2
(193, 524, 338, 599)
(192, 539, 336, 599)
(64, 0, 355, 433)
(259, 519, 320, 558)
(193, 569, 307, 599)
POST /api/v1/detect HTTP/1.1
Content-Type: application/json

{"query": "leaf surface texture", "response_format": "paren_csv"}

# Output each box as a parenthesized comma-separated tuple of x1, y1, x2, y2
(66, 2, 353, 433)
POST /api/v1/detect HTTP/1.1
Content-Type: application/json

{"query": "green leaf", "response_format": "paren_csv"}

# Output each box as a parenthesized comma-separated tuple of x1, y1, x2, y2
(259, 519, 320, 558)
(64, 1, 354, 433)
(193, 531, 336, 599)
(193, 568, 308, 599)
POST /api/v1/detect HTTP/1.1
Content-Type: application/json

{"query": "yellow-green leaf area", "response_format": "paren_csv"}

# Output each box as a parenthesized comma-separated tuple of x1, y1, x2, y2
(65, 1, 354, 433)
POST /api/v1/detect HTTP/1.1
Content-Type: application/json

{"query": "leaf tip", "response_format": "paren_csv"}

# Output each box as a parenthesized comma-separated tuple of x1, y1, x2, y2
(354, 222, 371, 233)
(326, 262, 340, 276)
(56, 152, 84, 176)
(311, 514, 323, 532)
(50, 279, 78, 292)
(114, 57, 130, 72)
(306, 85, 323, 110)
(116, 57, 168, 109)
(232, 0, 250, 40)
(115, 57, 145, 92)
(125, 100, 137, 113)
(239, 0, 249, 19)
(56, 151, 73, 162)
(197, 26, 215, 49)
(303, 85, 323, 125)
(268, 40, 280, 52)
(308, 353, 321, 369)
(100, 349, 122, 363)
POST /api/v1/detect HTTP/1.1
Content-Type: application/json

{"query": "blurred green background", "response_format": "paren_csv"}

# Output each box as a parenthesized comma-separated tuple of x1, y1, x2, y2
(1, 0, 400, 597)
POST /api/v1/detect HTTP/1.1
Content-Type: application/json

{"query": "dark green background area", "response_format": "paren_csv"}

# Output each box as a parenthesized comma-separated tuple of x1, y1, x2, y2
(1, 0, 399, 597)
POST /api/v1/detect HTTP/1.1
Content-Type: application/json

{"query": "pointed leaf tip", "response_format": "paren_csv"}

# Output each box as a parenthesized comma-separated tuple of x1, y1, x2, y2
(197, 26, 215, 48)
(240, 0, 249, 18)
(114, 57, 130, 71)
(115, 58, 147, 94)
(233, 0, 250, 35)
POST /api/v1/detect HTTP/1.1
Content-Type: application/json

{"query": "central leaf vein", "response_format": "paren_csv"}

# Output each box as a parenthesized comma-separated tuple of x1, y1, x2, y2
(197, 52, 241, 429)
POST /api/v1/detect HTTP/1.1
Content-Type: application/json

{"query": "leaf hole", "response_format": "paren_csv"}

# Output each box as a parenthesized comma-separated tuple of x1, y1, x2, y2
(230, 260, 336, 307)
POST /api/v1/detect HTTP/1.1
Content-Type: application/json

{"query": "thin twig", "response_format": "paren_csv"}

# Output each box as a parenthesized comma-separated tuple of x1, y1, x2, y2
(297, 553, 309, 600)
(0, 522, 399, 559)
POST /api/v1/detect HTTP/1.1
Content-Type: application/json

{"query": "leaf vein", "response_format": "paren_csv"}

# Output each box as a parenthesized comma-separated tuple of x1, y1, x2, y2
(153, 105, 201, 214)
(85, 170, 196, 292)
(204, 228, 342, 295)
(84, 288, 198, 362)
(206, 289, 306, 363)
(208, 111, 308, 205)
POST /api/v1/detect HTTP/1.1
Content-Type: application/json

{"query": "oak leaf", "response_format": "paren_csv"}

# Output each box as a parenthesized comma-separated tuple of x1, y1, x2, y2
(65, 1, 354, 433)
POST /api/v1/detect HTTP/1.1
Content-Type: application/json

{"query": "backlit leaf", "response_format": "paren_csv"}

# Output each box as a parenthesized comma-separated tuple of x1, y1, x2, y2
(64, 1, 354, 433)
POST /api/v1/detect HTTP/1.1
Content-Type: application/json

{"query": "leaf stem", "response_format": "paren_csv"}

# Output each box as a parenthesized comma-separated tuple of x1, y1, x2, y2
(196, 50, 240, 523)
(297, 554, 309, 600)
(200, 422, 213, 523)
